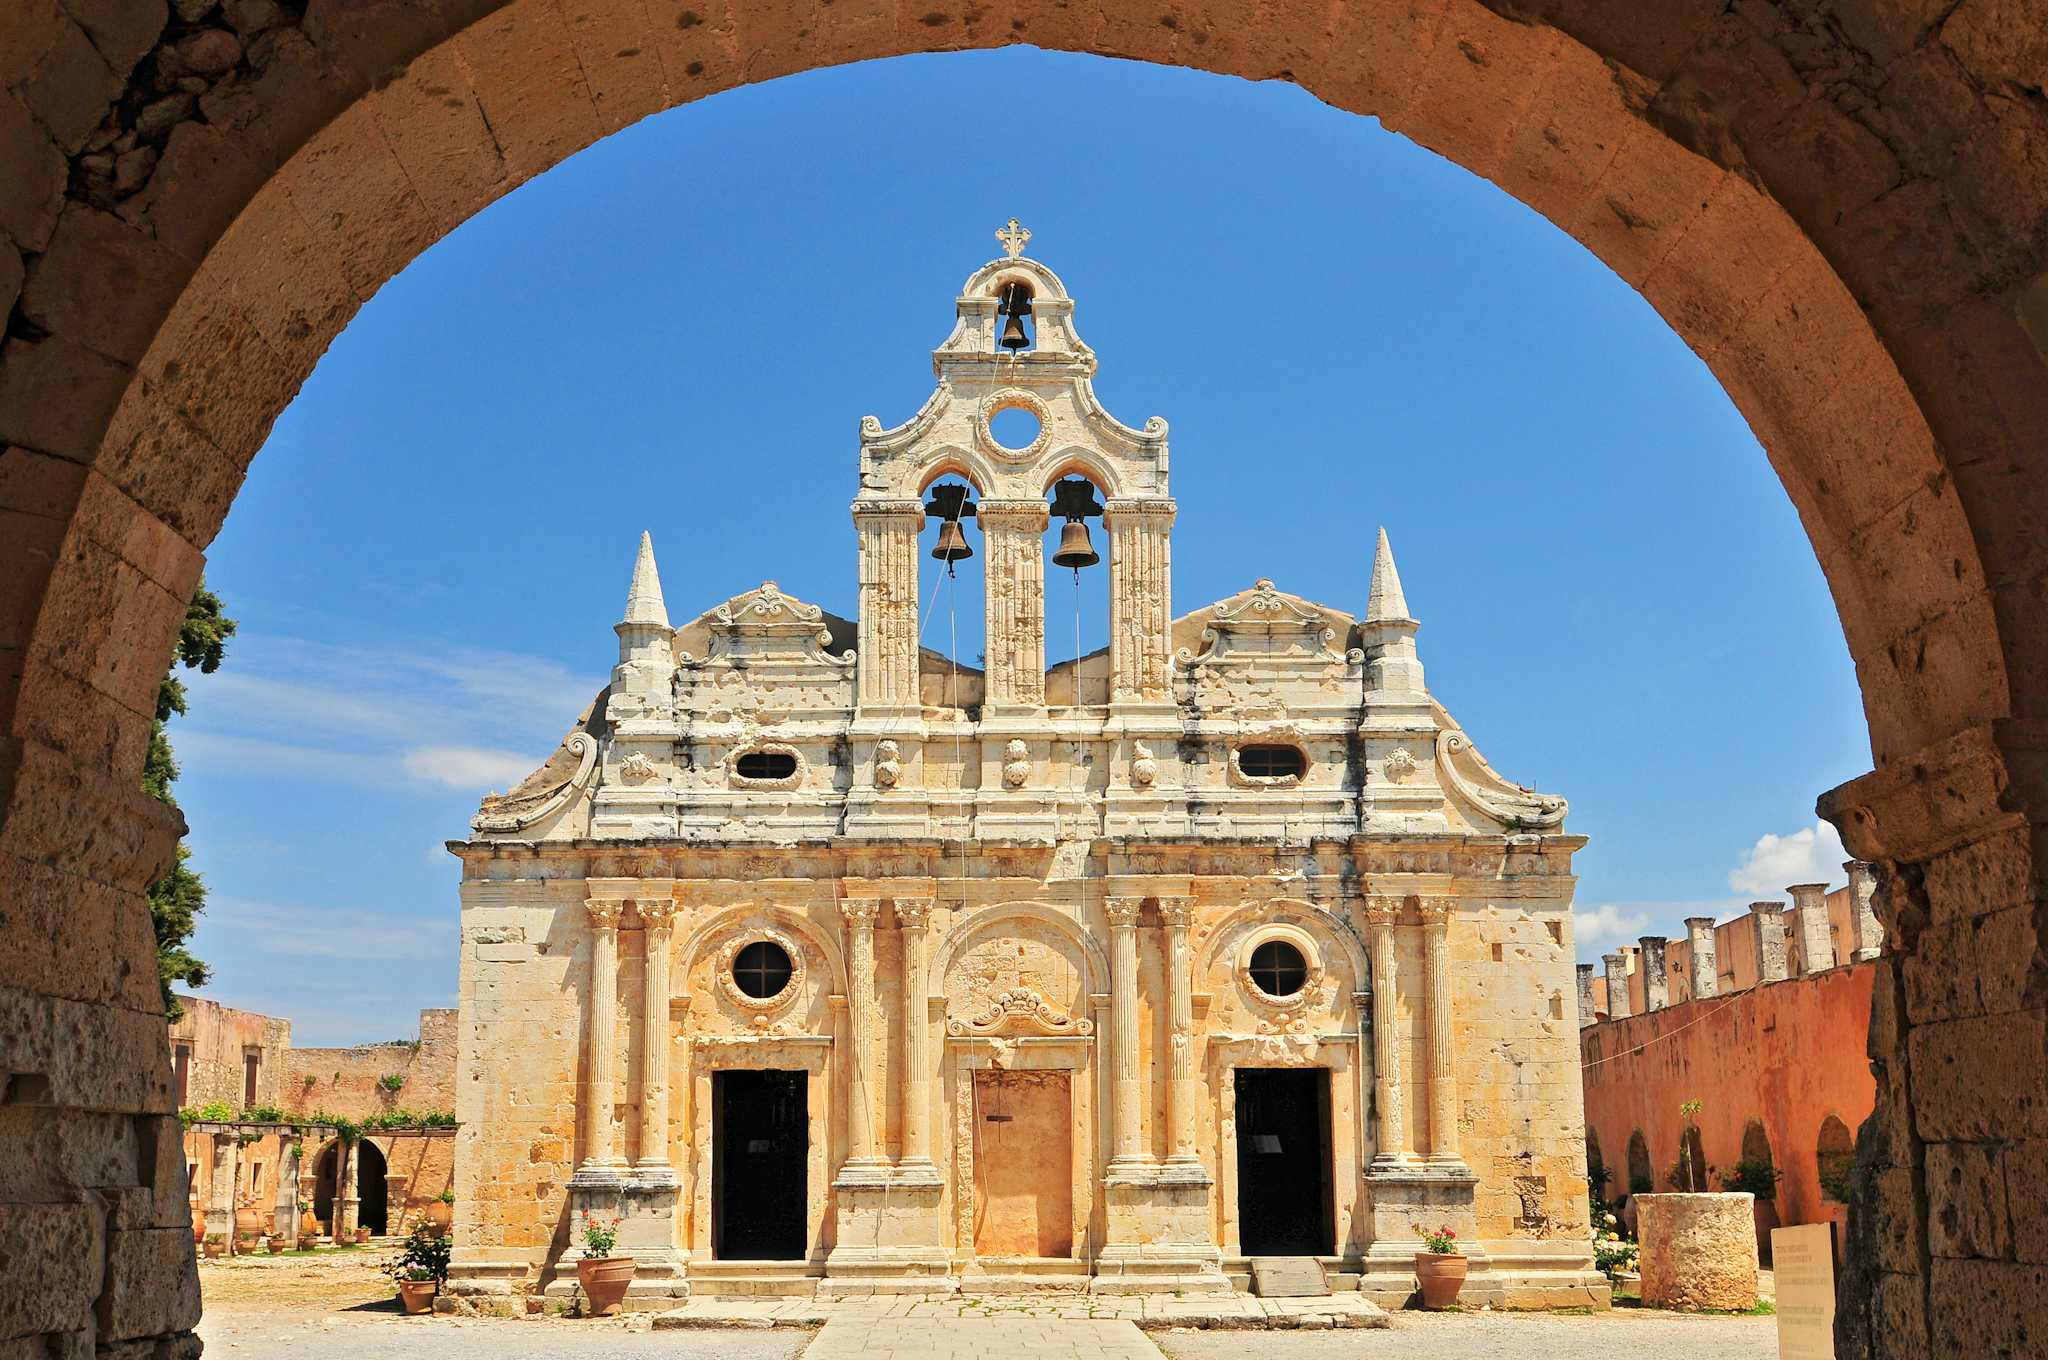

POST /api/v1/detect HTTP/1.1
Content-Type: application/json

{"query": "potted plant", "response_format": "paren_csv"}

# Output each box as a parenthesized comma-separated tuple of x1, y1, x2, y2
(1721, 1158, 1781, 1261)
(427, 1187, 454, 1234)
(190, 1203, 205, 1246)
(355, 1225, 372, 1244)
(1412, 1222, 1466, 1308)
(298, 1200, 319, 1244)
(385, 1223, 451, 1316)
(574, 1212, 633, 1316)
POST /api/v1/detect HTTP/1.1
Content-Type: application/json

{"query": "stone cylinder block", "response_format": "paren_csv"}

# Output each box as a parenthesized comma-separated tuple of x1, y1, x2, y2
(1636, 1193, 1759, 1311)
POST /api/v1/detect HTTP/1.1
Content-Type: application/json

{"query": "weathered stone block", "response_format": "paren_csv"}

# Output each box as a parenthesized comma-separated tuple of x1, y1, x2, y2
(1870, 1167, 1927, 1275)
(1872, 1271, 1932, 1360)
(1926, 1142, 2009, 1260)
(1928, 1258, 2048, 1359)
(1902, 917, 1985, 1023)
(1908, 1010, 2048, 1141)
(97, 1226, 202, 1340)
(0, 1202, 100, 1336)
(1635, 1193, 1759, 1311)
(2002, 1140, 2048, 1265)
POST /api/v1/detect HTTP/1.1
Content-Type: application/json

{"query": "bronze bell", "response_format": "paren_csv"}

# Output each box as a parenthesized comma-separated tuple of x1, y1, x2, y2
(998, 314, 1031, 351)
(1052, 518, 1099, 570)
(932, 519, 973, 563)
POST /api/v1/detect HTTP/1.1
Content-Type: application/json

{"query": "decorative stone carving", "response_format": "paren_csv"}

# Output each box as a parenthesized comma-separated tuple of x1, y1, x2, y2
(619, 751, 657, 784)
(1002, 739, 1031, 788)
(873, 740, 901, 789)
(473, 732, 597, 832)
(1227, 731, 1309, 787)
(725, 741, 807, 790)
(1129, 740, 1158, 787)
(948, 988, 1094, 1037)
(976, 389, 1054, 461)
(1383, 747, 1417, 783)
(715, 927, 807, 1011)
(1436, 730, 1567, 829)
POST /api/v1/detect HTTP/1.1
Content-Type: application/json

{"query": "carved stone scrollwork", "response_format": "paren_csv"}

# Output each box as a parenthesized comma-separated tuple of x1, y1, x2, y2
(974, 388, 1054, 462)
(637, 898, 683, 931)
(726, 741, 806, 791)
(1359, 894, 1404, 928)
(895, 898, 933, 930)
(619, 751, 658, 784)
(1157, 896, 1196, 930)
(1382, 747, 1417, 783)
(1436, 729, 1567, 828)
(472, 732, 597, 833)
(947, 989, 1094, 1038)
(1417, 896, 1457, 927)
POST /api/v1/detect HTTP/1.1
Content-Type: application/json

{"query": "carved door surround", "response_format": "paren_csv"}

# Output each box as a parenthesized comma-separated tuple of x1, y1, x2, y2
(1204, 1034, 1367, 1262)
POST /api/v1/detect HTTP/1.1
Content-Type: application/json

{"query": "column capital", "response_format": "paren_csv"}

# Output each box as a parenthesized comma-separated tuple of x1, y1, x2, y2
(1156, 897, 1196, 929)
(637, 898, 683, 931)
(1103, 496, 1176, 523)
(978, 498, 1051, 527)
(840, 900, 880, 928)
(852, 498, 924, 524)
(585, 898, 626, 931)
(894, 898, 935, 929)
(1105, 897, 1143, 928)
(1360, 895, 1403, 927)
(1416, 896, 1457, 926)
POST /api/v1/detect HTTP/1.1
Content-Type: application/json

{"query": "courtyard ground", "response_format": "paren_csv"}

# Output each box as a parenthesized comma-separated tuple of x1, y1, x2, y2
(196, 1252, 1780, 1359)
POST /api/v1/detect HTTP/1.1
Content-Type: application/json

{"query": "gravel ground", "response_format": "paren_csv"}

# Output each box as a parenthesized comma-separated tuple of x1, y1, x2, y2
(196, 1312, 812, 1358)
(1158, 1309, 1778, 1360)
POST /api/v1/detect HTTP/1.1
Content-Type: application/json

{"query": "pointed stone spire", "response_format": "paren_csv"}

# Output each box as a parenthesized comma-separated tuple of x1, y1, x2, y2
(1360, 526, 1424, 694)
(622, 531, 670, 630)
(1365, 526, 1414, 624)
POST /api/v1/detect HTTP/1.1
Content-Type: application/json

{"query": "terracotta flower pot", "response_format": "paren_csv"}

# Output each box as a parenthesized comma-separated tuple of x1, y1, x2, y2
(576, 1256, 635, 1316)
(397, 1279, 438, 1316)
(300, 1211, 319, 1240)
(426, 1201, 454, 1234)
(202, 1239, 226, 1259)
(190, 1208, 205, 1245)
(267, 1238, 286, 1254)
(355, 1226, 371, 1244)
(1414, 1251, 1468, 1309)
(235, 1205, 264, 1238)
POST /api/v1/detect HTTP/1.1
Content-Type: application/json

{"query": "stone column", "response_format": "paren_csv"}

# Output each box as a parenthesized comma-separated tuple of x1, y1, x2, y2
(1751, 902, 1790, 982)
(1362, 896, 1407, 1161)
(896, 899, 937, 1173)
(1419, 897, 1459, 1161)
(274, 1138, 299, 1242)
(1788, 882, 1834, 974)
(978, 500, 1047, 711)
(207, 1132, 236, 1247)
(853, 502, 923, 714)
(1576, 963, 1596, 1027)
(1602, 952, 1630, 1020)
(576, 898, 627, 1177)
(1684, 917, 1719, 998)
(1638, 936, 1670, 1011)
(635, 898, 680, 1182)
(839, 901, 884, 1171)
(1158, 897, 1203, 1172)
(1106, 896, 1146, 1170)
(1107, 499, 1175, 705)
(1846, 860, 1884, 961)
(335, 1139, 358, 1241)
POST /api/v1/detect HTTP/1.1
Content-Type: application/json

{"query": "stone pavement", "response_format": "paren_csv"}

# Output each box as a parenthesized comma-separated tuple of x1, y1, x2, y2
(651, 1290, 1392, 1334)
(804, 1316, 1161, 1360)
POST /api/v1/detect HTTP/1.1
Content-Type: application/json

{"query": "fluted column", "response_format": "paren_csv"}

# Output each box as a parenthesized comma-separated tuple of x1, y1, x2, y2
(1158, 897, 1202, 1172)
(1846, 860, 1884, 960)
(1602, 951, 1630, 1020)
(1419, 897, 1459, 1161)
(839, 901, 884, 1170)
(1684, 917, 1719, 998)
(1362, 896, 1408, 1162)
(1107, 499, 1175, 705)
(1106, 896, 1145, 1170)
(635, 898, 680, 1182)
(979, 500, 1047, 711)
(577, 898, 626, 1176)
(853, 502, 922, 714)
(896, 899, 937, 1172)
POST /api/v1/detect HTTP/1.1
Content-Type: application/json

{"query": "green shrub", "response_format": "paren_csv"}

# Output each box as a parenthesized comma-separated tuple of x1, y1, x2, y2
(1721, 1158, 1780, 1199)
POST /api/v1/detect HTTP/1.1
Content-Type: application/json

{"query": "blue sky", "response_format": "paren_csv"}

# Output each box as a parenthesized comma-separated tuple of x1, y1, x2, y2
(173, 49, 1869, 1045)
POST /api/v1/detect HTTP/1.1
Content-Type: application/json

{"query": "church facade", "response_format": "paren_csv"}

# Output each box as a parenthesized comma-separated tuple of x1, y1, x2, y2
(447, 226, 1606, 1308)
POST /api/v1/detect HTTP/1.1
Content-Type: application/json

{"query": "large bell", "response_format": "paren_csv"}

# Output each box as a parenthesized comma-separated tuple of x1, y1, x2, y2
(998, 314, 1031, 351)
(1052, 518, 1099, 570)
(932, 519, 974, 563)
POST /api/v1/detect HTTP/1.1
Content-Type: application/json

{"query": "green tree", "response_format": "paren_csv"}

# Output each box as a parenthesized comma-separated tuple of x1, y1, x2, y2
(147, 579, 236, 1021)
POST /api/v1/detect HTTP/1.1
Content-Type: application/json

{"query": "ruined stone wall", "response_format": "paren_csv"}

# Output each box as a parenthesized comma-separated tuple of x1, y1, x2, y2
(1582, 961, 1875, 1228)
(166, 994, 290, 1109)
(284, 1008, 456, 1119)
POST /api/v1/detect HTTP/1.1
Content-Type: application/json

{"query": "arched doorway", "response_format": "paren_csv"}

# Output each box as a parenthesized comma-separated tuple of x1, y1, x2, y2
(311, 1142, 339, 1231)
(1625, 1129, 1653, 1200)
(1818, 1114, 1856, 1205)
(358, 1141, 389, 1237)
(3, 6, 2046, 1359)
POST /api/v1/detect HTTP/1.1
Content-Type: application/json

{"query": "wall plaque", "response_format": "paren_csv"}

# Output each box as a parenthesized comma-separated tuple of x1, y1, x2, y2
(1771, 1222, 1837, 1358)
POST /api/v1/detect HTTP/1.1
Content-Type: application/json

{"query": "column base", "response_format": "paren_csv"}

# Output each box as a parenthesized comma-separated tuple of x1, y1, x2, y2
(552, 1167, 687, 1300)
(1358, 1160, 1479, 1304)
(1093, 1169, 1230, 1294)
(821, 1174, 954, 1295)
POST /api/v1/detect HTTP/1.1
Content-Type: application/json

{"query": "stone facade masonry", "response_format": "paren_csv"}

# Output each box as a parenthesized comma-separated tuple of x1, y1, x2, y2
(449, 240, 1605, 1309)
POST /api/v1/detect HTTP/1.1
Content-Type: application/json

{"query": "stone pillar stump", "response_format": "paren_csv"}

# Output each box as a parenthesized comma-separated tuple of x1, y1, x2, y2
(1637, 1193, 1760, 1311)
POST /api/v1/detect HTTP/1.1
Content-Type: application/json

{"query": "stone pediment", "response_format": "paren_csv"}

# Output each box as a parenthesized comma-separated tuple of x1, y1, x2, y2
(677, 582, 855, 670)
(1174, 580, 1356, 669)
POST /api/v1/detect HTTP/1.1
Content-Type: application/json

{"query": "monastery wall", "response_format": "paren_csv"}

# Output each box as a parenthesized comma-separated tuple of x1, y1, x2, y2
(167, 995, 291, 1110)
(285, 1008, 458, 1119)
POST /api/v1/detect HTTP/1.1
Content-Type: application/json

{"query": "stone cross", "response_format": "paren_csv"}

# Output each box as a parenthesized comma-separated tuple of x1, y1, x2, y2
(996, 217, 1031, 258)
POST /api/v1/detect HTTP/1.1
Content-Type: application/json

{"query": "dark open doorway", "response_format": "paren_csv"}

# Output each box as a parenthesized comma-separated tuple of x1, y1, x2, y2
(1235, 1067, 1334, 1256)
(713, 1069, 808, 1260)
(358, 1140, 388, 1236)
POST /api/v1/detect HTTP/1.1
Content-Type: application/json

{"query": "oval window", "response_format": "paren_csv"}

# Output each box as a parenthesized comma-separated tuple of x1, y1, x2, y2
(735, 750, 798, 781)
(1249, 940, 1309, 998)
(732, 941, 794, 999)
(1238, 744, 1306, 780)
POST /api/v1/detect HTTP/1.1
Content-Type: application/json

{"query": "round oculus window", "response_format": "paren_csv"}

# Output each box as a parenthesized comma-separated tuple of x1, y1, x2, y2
(732, 940, 794, 999)
(1248, 940, 1309, 999)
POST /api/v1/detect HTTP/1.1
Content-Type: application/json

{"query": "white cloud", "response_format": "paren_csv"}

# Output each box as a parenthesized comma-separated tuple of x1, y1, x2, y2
(1728, 818, 1848, 897)
(199, 898, 455, 961)
(1573, 898, 1747, 962)
(401, 744, 541, 791)
(1575, 903, 1652, 947)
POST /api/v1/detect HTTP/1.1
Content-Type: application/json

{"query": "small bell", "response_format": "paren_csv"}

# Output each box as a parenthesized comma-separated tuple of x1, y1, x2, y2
(932, 519, 973, 563)
(998, 314, 1030, 351)
(1052, 518, 1098, 570)
(996, 280, 1033, 352)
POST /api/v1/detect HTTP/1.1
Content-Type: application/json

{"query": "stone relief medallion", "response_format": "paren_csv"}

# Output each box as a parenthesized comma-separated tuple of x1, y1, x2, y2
(873, 739, 901, 789)
(1001, 739, 1031, 789)
(618, 751, 658, 784)
(1382, 747, 1417, 783)
(1129, 740, 1157, 788)
(715, 926, 806, 1012)
(974, 388, 1053, 462)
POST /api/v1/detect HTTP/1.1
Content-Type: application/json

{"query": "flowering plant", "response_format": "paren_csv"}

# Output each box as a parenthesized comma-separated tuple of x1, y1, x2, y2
(1413, 1222, 1460, 1255)
(580, 1212, 622, 1259)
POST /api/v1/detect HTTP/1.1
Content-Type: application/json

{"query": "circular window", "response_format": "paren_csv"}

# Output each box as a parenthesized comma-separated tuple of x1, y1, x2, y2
(732, 941, 794, 999)
(1248, 940, 1309, 998)
(988, 404, 1042, 452)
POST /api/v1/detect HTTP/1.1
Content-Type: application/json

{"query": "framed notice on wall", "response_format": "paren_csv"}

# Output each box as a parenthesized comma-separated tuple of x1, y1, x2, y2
(1771, 1222, 1837, 1358)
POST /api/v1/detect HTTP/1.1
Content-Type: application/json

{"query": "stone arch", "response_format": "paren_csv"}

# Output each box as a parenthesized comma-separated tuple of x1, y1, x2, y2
(1817, 1113, 1856, 1203)
(913, 447, 999, 499)
(3, 4, 2047, 1355)
(1626, 1129, 1653, 1198)
(1195, 898, 1372, 995)
(678, 902, 847, 999)
(1038, 448, 1126, 502)
(928, 901, 1108, 1006)
(1740, 1117, 1775, 1175)
(1674, 1123, 1710, 1192)
(357, 1138, 389, 1237)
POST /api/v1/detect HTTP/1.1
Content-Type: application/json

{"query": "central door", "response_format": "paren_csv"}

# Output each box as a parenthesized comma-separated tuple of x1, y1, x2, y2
(971, 1069, 1073, 1257)
(1235, 1067, 1334, 1256)
(712, 1069, 807, 1260)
